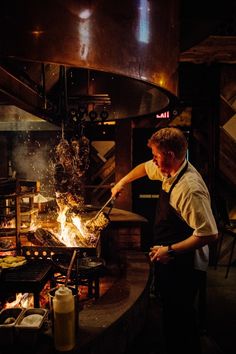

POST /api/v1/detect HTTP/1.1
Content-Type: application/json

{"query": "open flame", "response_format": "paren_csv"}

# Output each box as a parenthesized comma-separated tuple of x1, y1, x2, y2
(1, 193, 108, 249)
(51, 192, 111, 248)
(4, 293, 34, 309)
(55, 204, 95, 247)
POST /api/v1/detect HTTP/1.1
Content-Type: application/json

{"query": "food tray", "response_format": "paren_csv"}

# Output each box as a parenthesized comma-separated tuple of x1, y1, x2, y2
(0, 307, 24, 347)
(15, 308, 48, 346)
(0, 255, 27, 271)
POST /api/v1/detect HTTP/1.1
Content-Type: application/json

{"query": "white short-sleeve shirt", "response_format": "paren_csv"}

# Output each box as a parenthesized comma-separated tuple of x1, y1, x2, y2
(145, 159, 218, 271)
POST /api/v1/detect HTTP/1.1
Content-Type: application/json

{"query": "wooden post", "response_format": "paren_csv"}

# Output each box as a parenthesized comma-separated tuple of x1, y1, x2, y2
(114, 120, 132, 211)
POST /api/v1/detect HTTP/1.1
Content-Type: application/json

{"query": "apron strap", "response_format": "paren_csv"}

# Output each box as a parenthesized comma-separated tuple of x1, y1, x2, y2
(169, 162, 188, 194)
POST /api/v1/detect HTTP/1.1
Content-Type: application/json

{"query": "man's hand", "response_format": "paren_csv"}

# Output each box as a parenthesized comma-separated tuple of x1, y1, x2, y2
(149, 245, 172, 264)
(111, 181, 125, 198)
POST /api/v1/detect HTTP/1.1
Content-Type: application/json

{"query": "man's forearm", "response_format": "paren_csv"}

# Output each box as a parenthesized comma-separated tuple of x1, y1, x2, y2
(118, 163, 147, 185)
(169, 234, 218, 253)
(150, 233, 218, 263)
(111, 163, 147, 197)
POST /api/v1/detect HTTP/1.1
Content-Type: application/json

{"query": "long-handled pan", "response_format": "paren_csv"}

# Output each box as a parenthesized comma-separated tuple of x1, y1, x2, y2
(81, 196, 116, 237)
(92, 196, 116, 220)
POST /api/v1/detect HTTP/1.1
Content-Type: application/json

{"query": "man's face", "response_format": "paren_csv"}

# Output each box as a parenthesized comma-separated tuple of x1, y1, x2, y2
(151, 145, 174, 176)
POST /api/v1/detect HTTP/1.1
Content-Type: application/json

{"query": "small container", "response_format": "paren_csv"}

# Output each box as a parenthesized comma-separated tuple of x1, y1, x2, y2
(15, 308, 48, 347)
(0, 307, 24, 347)
(52, 286, 76, 351)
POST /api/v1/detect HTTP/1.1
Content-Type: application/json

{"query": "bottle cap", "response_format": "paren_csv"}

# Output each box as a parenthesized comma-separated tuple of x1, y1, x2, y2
(55, 286, 72, 300)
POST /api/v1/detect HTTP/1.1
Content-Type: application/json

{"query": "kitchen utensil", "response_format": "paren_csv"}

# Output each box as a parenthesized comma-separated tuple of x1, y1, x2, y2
(65, 250, 77, 287)
(92, 196, 115, 221)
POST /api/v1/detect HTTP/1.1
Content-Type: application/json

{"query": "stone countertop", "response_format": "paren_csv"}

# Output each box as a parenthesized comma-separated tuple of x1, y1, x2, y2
(75, 249, 151, 353)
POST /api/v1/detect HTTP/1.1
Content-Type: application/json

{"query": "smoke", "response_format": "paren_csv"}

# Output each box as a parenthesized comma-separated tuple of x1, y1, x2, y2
(12, 134, 56, 196)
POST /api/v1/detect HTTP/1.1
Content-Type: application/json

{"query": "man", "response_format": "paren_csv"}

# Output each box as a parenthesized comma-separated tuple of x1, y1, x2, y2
(111, 127, 218, 354)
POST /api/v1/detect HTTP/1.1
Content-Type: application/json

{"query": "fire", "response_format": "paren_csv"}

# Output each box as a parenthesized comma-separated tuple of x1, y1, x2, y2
(71, 215, 92, 238)
(55, 203, 97, 247)
(4, 293, 34, 309)
(21, 134, 108, 248)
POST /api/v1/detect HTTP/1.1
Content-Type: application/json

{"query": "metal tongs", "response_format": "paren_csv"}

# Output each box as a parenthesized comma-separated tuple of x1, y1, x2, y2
(93, 196, 116, 220)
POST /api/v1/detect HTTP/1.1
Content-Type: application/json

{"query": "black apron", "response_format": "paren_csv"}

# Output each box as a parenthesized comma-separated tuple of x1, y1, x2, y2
(152, 162, 202, 354)
(153, 162, 194, 267)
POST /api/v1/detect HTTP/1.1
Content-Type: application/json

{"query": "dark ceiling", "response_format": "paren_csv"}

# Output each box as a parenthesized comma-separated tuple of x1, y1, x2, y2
(180, 0, 236, 51)
(0, 0, 236, 128)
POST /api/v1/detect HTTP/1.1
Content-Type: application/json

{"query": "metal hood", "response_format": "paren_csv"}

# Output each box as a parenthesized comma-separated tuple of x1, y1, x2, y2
(0, 0, 180, 123)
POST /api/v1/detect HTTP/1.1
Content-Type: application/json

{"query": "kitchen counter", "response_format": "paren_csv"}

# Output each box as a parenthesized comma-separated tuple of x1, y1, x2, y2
(1, 250, 151, 354)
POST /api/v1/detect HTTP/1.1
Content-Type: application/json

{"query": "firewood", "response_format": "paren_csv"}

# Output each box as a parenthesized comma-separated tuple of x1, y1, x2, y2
(34, 228, 65, 247)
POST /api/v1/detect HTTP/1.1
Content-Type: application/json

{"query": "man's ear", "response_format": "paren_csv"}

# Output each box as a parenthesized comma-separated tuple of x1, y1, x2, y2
(167, 151, 175, 160)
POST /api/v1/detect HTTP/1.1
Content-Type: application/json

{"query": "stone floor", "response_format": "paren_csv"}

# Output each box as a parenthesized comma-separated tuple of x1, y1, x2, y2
(125, 264, 236, 354)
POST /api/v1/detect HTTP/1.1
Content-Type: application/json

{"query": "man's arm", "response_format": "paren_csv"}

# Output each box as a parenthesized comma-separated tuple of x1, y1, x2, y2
(149, 233, 218, 263)
(111, 162, 147, 198)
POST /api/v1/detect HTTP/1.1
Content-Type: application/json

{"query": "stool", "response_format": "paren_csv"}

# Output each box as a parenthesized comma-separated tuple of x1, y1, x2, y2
(52, 267, 102, 300)
(78, 269, 101, 299)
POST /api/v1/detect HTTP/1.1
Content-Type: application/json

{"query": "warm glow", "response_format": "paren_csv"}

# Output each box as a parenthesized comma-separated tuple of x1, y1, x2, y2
(56, 204, 82, 247)
(71, 215, 88, 237)
(31, 30, 44, 38)
(55, 201, 99, 248)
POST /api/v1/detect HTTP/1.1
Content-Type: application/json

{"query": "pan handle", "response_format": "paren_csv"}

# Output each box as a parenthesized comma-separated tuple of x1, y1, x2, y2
(107, 198, 116, 216)
(93, 196, 116, 219)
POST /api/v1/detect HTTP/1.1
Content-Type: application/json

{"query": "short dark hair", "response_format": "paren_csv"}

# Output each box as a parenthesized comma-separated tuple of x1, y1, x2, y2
(147, 127, 188, 160)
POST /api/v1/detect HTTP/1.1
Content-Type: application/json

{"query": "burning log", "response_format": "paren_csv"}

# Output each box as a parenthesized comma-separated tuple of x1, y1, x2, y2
(34, 228, 65, 247)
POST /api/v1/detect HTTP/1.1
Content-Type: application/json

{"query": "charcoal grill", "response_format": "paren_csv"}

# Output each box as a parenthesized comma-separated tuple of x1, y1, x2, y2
(21, 245, 105, 300)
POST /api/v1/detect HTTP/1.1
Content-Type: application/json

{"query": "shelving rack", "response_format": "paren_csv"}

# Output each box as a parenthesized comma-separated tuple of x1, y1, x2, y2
(0, 178, 39, 254)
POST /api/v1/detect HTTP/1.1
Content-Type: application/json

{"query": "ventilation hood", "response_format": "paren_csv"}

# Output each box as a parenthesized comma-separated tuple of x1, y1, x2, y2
(0, 0, 180, 125)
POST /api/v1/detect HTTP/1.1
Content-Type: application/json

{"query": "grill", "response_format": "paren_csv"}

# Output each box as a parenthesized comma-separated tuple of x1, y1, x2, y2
(0, 259, 53, 307)
(0, 244, 105, 308)
(21, 245, 98, 260)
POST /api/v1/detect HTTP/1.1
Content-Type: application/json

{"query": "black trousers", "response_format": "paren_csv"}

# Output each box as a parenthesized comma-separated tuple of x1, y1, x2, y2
(154, 258, 202, 354)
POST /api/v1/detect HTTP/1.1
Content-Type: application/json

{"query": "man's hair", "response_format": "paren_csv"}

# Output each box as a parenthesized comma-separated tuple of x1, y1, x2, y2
(147, 127, 188, 160)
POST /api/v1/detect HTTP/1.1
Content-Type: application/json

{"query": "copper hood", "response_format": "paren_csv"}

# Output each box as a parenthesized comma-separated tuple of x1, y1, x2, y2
(0, 0, 180, 122)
